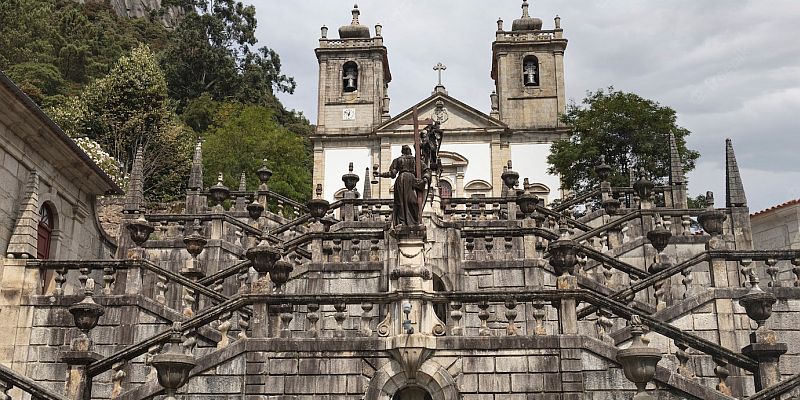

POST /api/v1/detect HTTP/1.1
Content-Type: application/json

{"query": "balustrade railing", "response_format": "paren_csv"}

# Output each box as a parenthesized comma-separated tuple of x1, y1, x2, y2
(0, 363, 69, 400)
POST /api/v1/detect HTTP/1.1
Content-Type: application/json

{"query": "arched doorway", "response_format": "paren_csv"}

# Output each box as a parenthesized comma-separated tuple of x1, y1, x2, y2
(392, 387, 432, 400)
(37, 203, 54, 259)
(38, 203, 55, 294)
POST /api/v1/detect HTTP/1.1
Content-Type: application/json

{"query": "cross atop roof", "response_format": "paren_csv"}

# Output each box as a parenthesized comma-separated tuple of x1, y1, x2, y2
(433, 62, 447, 94)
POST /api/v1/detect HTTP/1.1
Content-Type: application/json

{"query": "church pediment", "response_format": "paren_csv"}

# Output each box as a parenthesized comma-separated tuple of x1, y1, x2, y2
(377, 92, 507, 134)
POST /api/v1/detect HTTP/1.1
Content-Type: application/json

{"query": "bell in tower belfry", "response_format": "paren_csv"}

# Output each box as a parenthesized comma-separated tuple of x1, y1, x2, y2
(343, 62, 358, 92)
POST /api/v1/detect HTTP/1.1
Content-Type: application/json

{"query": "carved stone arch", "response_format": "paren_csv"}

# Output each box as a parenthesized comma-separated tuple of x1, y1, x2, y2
(365, 358, 461, 400)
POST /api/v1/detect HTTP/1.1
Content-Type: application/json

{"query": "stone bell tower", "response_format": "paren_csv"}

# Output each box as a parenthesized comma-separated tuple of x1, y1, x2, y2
(491, 0, 567, 130)
(315, 4, 391, 136)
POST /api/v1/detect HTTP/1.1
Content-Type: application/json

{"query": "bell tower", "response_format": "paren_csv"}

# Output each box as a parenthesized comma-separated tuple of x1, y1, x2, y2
(315, 5, 391, 136)
(491, 1, 567, 130)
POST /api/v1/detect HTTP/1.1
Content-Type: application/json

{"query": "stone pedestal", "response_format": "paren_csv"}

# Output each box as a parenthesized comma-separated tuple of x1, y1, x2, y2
(556, 274, 578, 334)
(742, 341, 787, 391)
(61, 350, 103, 400)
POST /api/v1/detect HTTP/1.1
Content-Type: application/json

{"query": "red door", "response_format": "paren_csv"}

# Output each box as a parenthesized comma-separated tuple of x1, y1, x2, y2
(37, 204, 53, 259)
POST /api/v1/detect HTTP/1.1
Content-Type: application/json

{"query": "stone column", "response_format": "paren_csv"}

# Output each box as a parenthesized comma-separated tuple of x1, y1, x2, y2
(455, 171, 465, 199)
(556, 274, 578, 334)
(489, 136, 504, 197)
(312, 144, 325, 198)
(379, 140, 392, 199)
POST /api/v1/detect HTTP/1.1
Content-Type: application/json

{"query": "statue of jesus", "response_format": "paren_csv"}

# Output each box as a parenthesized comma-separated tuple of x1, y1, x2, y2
(377, 145, 426, 227)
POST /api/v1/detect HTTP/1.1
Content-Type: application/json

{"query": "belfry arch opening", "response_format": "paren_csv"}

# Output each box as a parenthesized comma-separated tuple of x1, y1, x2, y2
(392, 386, 433, 400)
(343, 61, 359, 92)
(522, 55, 539, 86)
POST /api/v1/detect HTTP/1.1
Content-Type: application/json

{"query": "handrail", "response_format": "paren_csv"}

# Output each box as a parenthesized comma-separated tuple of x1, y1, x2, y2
(580, 290, 759, 373)
(143, 213, 262, 237)
(197, 260, 251, 286)
(579, 245, 650, 279)
(577, 252, 711, 319)
(552, 188, 601, 212)
(217, 190, 310, 213)
(27, 259, 252, 316)
(282, 229, 386, 253)
(577, 248, 800, 319)
(459, 226, 558, 240)
(87, 296, 247, 377)
(746, 373, 800, 400)
(270, 214, 312, 236)
(0, 363, 69, 400)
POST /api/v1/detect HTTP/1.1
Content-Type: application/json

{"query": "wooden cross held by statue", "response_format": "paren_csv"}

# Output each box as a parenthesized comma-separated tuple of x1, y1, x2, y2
(399, 106, 434, 220)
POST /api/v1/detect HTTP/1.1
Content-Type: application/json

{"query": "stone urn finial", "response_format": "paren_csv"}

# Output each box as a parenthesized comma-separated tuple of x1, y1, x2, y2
(68, 278, 105, 349)
(270, 259, 294, 292)
(595, 156, 611, 182)
(246, 191, 264, 220)
(246, 238, 282, 277)
(209, 172, 230, 207)
(127, 213, 154, 247)
(515, 191, 539, 218)
(257, 159, 273, 187)
(646, 215, 672, 254)
(632, 168, 654, 200)
(501, 160, 519, 191)
(548, 218, 578, 277)
(697, 191, 726, 236)
(617, 315, 662, 399)
(152, 324, 196, 400)
(342, 162, 360, 191)
(183, 219, 207, 262)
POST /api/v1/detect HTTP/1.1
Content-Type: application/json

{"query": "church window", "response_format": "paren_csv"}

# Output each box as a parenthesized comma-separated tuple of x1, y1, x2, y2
(342, 61, 359, 92)
(438, 180, 452, 199)
(522, 55, 539, 86)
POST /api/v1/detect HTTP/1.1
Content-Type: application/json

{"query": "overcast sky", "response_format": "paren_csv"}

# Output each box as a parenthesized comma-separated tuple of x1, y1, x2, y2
(250, 0, 800, 212)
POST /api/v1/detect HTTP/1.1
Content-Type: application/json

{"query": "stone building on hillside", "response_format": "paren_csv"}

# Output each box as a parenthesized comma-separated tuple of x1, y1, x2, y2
(2, 2, 800, 400)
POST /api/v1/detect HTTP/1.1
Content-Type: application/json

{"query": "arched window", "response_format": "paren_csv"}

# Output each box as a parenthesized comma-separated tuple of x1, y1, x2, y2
(522, 55, 539, 87)
(438, 180, 452, 199)
(342, 61, 358, 92)
(392, 386, 433, 400)
(37, 203, 54, 259)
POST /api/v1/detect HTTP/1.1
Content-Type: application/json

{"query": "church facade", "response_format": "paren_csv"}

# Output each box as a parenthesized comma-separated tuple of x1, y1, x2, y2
(312, 3, 569, 203)
(1, 2, 800, 400)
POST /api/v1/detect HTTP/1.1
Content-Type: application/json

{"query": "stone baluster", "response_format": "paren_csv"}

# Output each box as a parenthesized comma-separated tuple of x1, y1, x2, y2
(504, 236, 513, 260)
(360, 303, 373, 336)
(504, 299, 518, 336)
(280, 304, 293, 338)
(674, 340, 694, 378)
(602, 262, 613, 288)
(217, 311, 231, 349)
(713, 358, 732, 396)
(238, 311, 250, 339)
(145, 344, 161, 381)
(577, 253, 588, 277)
(491, 200, 500, 219)
(103, 264, 116, 295)
(333, 303, 347, 337)
(532, 301, 547, 335)
(370, 238, 380, 261)
(276, 199, 285, 216)
(484, 236, 494, 260)
(478, 201, 486, 220)
(765, 258, 780, 287)
(351, 238, 361, 262)
(792, 259, 800, 287)
(155, 274, 169, 305)
(78, 265, 91, 293)
(332, 239, 342, 262)
(681, 215, 692, 235)
(478, 301, 491, 336)
(595, 309, 613, 344)
(182, 286, 196, 317)
(306, 304, 320, 337)
(465, 237, 475, 260)
(54, 266, 67, 296)
(110, 361, 126, 399)
(681, 265, 693, 299)
(739, 259, 753, 288)
(449, 302, 463, 336)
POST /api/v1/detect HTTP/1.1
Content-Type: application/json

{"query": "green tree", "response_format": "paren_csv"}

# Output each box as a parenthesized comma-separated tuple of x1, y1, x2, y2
(51, 44, 192, 201)
(202, 103, 312, 203)
(548, 88, 699, 193)
(160, 0, 295, 107)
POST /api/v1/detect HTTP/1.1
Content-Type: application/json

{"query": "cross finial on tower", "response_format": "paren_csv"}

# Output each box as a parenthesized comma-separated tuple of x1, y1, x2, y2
(433, 62, 447, 94)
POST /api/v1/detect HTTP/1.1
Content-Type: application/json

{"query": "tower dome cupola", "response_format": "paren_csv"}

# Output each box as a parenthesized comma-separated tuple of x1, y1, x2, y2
(339, 4, 371, 39)
(512, 0, 543, 31)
